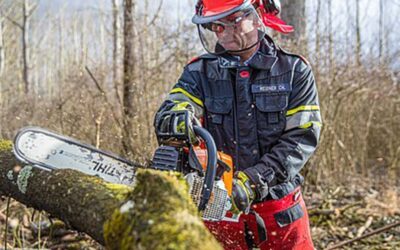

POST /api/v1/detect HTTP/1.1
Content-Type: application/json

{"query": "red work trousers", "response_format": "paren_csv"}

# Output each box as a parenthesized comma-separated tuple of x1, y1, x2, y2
(204, 188, 314, 250)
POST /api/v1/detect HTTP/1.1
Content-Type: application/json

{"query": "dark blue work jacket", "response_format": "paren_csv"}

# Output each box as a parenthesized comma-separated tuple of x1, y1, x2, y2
(156, 35, 322, 201)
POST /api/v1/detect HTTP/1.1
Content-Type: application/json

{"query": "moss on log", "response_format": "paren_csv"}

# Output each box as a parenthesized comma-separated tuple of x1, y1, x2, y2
(0, 140, 221, 249)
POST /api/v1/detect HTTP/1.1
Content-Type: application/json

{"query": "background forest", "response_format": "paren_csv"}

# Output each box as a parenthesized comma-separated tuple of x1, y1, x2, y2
(0, 0, 399, 249)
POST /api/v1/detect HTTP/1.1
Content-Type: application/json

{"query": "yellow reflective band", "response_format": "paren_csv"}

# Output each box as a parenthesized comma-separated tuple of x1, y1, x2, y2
(286, 105, 320, 116)
(299, 121, 322, 129)
(171, 101, 191, 111)
(176, 121, 186, 133)
(237, 171, 250, 183)
(170, 88, 204, 107)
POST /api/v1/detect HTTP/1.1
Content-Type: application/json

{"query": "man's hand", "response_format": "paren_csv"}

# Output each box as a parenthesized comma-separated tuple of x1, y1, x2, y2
(156, 102, 200, 145)
(231, 171, 256, 214)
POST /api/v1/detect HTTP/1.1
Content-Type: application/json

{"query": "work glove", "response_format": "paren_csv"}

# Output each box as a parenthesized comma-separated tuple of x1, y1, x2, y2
(230, 171, 256, 214)
(157, 101, 200, 145)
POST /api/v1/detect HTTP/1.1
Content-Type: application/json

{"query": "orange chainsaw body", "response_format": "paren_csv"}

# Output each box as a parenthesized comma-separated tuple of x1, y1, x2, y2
(192, 146, 233, 196)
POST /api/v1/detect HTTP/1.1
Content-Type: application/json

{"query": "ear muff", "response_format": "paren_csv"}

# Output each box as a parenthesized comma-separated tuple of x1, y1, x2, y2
(195, 0, 203, 15)
(195, 1, 211, 31)
(263, 0, 281, 16)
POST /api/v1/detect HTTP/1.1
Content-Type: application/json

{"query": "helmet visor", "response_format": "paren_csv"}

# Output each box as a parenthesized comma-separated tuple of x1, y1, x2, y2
(197, 6, 266, 55)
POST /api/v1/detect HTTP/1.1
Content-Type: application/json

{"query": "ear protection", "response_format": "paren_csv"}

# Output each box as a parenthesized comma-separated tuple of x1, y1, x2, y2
(262, 0, 281, 16)
(195, 0, 203, 16)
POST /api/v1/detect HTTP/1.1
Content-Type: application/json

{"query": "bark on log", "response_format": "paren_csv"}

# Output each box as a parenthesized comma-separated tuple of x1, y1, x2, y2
(0, 140, 221, 250)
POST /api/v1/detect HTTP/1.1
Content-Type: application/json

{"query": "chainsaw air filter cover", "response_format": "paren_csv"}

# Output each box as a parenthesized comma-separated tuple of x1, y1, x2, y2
(185, 173, 231, 221)
(150, 146, 183, 172)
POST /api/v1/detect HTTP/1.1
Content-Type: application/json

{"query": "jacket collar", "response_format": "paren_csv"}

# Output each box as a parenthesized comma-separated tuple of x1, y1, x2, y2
(217, 35, 278, 70)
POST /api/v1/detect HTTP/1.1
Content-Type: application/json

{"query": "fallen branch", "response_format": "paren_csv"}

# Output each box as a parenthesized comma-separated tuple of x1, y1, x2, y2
(326, 220, 400, 250)
(0, 140, 221, 249)
(308, 201, 364, 217)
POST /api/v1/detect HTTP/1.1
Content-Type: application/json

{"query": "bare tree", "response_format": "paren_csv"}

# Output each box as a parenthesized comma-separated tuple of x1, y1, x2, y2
(112, 0, 122, 106)
(378, 0, 384, 64)
(355, 0, 362, 66)
(22, 0, 33, 94)
(327, 0, 334, 73)
(1, 0, 36, 95)
(122, 0, 136, 157)
(0, 14, 4, 77)
(0, 12, 3, 118)
(281, 0, 306, 46)
(314, 0, 321, 76)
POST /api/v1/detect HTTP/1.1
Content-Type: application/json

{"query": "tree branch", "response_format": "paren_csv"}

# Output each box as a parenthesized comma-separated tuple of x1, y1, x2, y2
(4, 15, 22, 29)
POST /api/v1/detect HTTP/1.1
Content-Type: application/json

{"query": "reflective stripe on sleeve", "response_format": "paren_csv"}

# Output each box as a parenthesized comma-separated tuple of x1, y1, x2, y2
(286, 105, 320, 116)
(285, 110, 322, 131)
(169, 88, 204, 107)
(299, 121, 322, 129)
(168, 93, 204, 119)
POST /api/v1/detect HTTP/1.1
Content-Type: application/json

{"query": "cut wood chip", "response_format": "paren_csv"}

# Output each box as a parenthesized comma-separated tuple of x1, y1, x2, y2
(356, 216, 373, 237)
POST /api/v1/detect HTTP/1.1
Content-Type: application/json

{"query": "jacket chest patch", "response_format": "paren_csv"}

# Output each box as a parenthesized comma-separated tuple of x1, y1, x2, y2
(252, 83, 291, 93)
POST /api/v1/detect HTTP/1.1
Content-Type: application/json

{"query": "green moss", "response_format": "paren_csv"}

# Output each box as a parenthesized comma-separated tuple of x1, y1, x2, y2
(104, 182, 133, 202)
(0, 140, 12, 153)
(103, 169, 221, 250)
(7, 170, 14, 181)
(17, 165, 34, 194)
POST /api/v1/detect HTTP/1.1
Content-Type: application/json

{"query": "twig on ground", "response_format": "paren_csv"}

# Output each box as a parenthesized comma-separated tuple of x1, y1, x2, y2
(326, 220, 400, 250)
(356, 216, 373, 237)
(308, 201, 364, 216)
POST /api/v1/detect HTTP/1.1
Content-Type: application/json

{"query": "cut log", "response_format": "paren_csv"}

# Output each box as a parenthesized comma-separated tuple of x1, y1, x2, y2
(0, 140, 221, 250)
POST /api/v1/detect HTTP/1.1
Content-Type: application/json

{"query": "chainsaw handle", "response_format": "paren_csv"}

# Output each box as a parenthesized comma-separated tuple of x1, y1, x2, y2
(193, 125, 217, 211)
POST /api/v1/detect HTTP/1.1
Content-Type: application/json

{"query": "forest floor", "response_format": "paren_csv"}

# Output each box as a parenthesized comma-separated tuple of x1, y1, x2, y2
(305, 183, 400, 250)
(0, 182, 399, 250)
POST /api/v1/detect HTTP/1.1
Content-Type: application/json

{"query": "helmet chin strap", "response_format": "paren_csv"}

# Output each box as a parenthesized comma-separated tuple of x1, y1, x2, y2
(229, 42, 260, 62)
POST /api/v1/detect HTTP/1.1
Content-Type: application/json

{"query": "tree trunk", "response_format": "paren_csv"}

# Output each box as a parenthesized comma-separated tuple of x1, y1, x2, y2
(378, 0, 384, 64)
(0, 16, 4, 108)
(314, 0, 321, 77)
(327, 0, 334, 74)
(0, 140, 221, 250)
(22, 0, 31, 94)
(281, 0, 306, 47)
(112, 0, 122, 107)
(355, 0, 362, 66)
(0, 16, 4, 77)
(122, 0, 137, 158)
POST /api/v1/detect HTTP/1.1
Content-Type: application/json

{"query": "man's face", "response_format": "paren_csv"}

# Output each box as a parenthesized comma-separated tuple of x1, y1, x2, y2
(197, 5, 266, 54)
(212, 10, 260, 51)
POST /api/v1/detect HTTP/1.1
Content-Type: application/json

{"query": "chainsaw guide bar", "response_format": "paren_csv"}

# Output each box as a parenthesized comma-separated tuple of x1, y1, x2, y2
(13, 127, 138, 185)
(13, 126, 234, 221)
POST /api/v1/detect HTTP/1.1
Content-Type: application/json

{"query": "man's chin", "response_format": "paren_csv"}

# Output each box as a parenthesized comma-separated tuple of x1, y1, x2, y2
(220, 42, 241, 51)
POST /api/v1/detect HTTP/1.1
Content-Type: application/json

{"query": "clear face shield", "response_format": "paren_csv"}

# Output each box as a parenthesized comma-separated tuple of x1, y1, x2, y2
(197, 5, 266, 55)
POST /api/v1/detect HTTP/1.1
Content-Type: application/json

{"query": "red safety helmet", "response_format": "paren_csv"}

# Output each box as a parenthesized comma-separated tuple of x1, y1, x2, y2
(193, 0, 293, 34)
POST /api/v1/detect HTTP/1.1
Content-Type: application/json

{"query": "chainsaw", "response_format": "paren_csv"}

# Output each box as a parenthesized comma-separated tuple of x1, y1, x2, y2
(13, 112, 235, 221)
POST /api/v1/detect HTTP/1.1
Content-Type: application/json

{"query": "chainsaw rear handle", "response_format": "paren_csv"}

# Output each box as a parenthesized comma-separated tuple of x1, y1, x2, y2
(193, 125, 217, 211)
(155, 111, 217, 211)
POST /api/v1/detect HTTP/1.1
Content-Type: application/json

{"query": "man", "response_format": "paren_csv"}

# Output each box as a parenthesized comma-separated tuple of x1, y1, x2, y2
(154, 0, 321, 249)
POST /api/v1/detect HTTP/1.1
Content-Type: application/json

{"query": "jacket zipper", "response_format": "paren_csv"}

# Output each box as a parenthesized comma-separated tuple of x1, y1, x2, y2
(231, 69, 240, 172)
